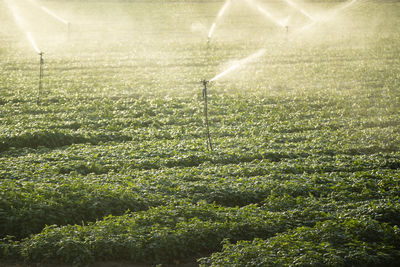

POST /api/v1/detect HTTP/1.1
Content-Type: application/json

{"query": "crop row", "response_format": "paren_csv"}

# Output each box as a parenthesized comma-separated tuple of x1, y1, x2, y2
(1, 92, 399, 153)
(201, 217, 400, 266)
(1, 155, 399, 239)
(2, 199, 399, 265)
(1, 137, 400, 179)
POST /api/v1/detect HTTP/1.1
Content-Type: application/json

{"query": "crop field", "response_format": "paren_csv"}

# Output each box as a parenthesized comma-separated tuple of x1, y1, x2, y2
(1, 0, 400, 266)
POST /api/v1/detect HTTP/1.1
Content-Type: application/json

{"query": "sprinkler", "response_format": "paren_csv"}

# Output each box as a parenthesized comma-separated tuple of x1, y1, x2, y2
(37, 52, 44, 105)
(201, 49, 266, 151)
(27, 32, 45, 105)
(201, 79, 213, 151)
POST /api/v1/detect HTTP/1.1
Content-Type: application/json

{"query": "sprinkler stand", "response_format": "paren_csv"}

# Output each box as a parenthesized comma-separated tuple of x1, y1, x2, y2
(37, 52, 44, 105)
(202, 79, 213, 151)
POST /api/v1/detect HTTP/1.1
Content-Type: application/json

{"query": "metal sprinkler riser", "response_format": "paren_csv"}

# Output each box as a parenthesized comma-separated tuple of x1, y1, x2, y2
(37, 52, 44, 105)
(202, 79, 209, 99)
(201, 79, 213, 151)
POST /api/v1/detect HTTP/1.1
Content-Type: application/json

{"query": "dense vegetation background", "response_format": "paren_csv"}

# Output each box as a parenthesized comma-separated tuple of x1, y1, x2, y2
(1, 0, 399, 266)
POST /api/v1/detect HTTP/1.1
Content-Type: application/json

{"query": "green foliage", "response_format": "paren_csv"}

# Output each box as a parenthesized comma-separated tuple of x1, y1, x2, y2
(5, 203, 332, 265)
(0, 0, 400, 266)
(199, 218, 400, 266)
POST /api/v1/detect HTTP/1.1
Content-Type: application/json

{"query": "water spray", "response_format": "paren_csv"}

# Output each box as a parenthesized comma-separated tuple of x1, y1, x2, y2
(210, 49, 266, 82)
(24, 0, 71, 38)
(207, 0, 231, 43)
(201, 79, 213, 151)
(328, 0, 359, 20)
(256, 4, 286, 28)
(200, 49, 266, 150)
(295, 0, 359, 35)
(217, 0, 231, 19)
(27, 32, 44, 105)
(40, 6, 71, 38)
(5, 0, 27, 30)
(284, 0, 316, 22)
(204, 0, 233, 121)
(207, 23, 216, 43)
(243, 0, 286, 30)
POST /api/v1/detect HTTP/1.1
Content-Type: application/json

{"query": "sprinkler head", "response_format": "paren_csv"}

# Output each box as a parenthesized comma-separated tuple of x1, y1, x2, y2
(201, 79, 209, 99)
(39, 52, 44, 63)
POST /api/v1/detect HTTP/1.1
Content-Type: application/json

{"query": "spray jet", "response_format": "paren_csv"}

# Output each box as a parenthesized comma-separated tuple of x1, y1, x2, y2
(243, 0, 288, 34)
(27, 31, 41, 54)
(284, 0, 316, 22)
(10, 7, 25, 29)
(40, 6, 69, 25)
(5, 0, 28, 30)
(324, 0, 359, 21)
(26, 0, 71, 39)
(210, 49, 266, 82)
(245, 0, 285, 27)
(5, 1, 45, 105)
(27, 32, 44, 105)
(207, 23, 217, 41)
(296, 0, 359, 34)
(207, 0, 231, 43)
(255, 4, 286, 28)
(40, 6, 71, 38)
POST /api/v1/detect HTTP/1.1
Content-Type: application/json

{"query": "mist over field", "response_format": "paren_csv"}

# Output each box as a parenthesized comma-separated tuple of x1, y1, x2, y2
(2, 0, 397, 98)
(1, 0, 400, 266)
